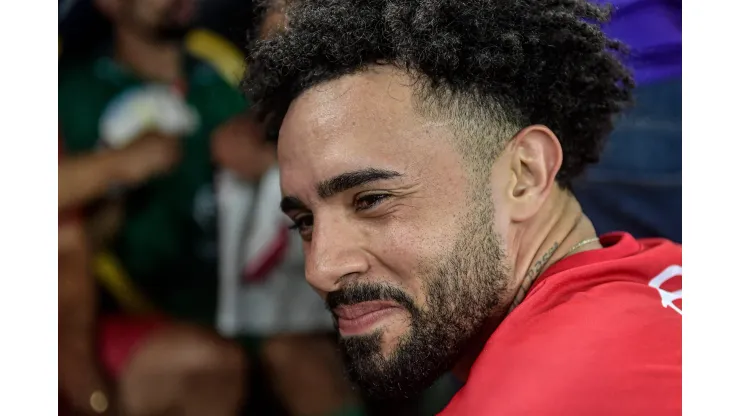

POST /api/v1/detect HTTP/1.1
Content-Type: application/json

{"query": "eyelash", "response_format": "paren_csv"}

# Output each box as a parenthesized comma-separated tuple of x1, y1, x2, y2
(354, 193, 390, 211)
(289, 218, 310, 231)
(288, 194, 390, 234)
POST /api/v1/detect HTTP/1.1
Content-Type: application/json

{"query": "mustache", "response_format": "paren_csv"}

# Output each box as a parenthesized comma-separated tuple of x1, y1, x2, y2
(326, 283, 417, 315)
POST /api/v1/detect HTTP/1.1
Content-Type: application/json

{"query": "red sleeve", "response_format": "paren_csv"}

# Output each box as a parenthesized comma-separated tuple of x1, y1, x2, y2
(441, 243, 682, 416)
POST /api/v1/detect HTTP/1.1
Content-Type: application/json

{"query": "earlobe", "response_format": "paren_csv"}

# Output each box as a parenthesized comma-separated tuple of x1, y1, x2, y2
(506, 125, 563, 222)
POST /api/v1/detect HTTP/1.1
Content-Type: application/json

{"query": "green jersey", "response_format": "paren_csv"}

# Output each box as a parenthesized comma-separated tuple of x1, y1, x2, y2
(59, 49, 247, 325)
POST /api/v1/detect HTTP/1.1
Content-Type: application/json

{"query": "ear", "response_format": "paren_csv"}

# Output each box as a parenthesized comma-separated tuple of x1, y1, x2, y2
(504, 125, 563, 222)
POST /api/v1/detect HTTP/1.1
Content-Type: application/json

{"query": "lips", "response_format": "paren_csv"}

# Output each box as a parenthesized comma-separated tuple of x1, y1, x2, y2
(333, 301, 404, 335)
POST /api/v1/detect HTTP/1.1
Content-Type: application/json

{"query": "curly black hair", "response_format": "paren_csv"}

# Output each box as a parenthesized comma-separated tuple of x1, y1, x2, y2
(242, 0, 634, 186)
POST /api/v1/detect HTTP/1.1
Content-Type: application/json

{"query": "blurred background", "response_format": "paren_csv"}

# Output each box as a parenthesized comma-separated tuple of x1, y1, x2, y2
(57, 0, 680, 415)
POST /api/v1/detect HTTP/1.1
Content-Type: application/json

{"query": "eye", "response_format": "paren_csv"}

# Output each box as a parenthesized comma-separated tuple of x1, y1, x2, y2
(354, 193, 390, 211)
(289, 215, 314, 240)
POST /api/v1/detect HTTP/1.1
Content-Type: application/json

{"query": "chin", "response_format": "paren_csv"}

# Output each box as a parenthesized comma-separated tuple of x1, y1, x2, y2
(377, 326, 409, 356)
(356, 321, 410, 352)
(339, 322, 457, 401)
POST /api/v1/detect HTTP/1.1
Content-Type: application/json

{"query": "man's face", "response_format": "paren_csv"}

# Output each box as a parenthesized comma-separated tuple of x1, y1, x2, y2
(278, 67, 513, 399)
(115, 0, 195, 41)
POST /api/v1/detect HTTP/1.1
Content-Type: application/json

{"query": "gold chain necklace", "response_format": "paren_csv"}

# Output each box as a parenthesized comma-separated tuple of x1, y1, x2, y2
(507, 236, 601, 313)
(566, 237, 600, 255)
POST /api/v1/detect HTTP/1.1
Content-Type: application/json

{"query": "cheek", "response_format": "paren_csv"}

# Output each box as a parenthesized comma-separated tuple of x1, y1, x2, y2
(486, 169, 515, 248)
(368, 200, 465, 302)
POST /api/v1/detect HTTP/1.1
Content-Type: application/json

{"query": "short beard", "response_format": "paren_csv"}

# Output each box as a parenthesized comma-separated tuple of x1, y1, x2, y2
(328, 196, 509, 401)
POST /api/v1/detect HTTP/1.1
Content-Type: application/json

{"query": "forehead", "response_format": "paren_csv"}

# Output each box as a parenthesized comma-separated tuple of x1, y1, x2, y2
(277, 67, 460, 195)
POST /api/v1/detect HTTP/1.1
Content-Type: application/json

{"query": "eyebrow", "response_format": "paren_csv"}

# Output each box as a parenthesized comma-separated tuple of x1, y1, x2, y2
(280, 196, 307, 214)
(316, 168, 403, 199)
(279, 168, 403, 214)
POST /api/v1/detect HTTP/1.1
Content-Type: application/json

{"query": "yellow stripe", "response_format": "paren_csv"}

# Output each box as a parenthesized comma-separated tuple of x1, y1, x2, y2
(185, 29, 246, 87)
(94, 252, 156, 314)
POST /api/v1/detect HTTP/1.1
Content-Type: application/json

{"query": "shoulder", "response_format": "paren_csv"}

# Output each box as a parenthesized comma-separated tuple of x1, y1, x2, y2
(525, 234, 682, 321)
(444, 238, 682, 415)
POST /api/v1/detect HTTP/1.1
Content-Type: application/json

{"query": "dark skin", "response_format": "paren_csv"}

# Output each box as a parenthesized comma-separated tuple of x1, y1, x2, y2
(59, 219, 117, 416)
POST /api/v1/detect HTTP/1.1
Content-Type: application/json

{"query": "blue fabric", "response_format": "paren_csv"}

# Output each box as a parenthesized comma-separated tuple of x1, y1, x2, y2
(573, 79, 682, 243)
(594, 0, 682, 85)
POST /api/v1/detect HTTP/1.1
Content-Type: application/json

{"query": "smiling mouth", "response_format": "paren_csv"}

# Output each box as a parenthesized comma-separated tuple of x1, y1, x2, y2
(333, 301, 406, 336)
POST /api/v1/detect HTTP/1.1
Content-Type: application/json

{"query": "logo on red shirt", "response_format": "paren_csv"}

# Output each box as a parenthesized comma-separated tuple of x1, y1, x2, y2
(648, 265, 682, 315)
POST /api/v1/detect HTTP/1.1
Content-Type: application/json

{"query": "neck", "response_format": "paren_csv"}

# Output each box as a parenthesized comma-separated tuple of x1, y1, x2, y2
(452, 188, 601, 381)
(505, 189, 599, 311)
(114, 28, 183, 83)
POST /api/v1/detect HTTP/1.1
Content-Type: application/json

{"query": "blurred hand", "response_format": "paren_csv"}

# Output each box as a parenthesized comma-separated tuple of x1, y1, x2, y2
(100, 85, 198, 149)
(211, 114, 276, 182)
(116, 132, 182, 185)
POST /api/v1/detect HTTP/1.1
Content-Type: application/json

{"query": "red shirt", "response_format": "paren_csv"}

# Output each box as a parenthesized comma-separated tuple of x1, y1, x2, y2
(440, 233, 682, 416)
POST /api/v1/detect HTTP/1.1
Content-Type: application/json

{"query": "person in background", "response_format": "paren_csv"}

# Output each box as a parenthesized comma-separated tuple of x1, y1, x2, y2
(58, 0, 247, 414)
(573, 0, 682, 243)
(212, 2, 367, 415)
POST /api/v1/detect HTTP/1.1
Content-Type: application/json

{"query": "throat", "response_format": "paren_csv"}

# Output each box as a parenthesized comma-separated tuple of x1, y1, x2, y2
(507, 195, 601, 312)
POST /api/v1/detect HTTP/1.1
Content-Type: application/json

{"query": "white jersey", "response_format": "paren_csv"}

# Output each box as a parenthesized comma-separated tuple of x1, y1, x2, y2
(216, 167, 334, 336)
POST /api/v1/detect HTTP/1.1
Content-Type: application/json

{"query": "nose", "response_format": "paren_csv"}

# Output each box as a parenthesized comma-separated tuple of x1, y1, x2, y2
(304, 215, 369, 294)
